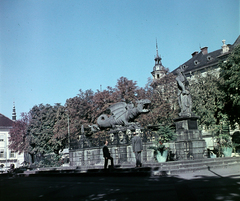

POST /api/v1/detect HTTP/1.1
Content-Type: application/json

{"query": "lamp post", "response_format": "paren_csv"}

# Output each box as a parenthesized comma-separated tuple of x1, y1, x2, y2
(67, 114, 70, 148)
(65, 110, 70, 149)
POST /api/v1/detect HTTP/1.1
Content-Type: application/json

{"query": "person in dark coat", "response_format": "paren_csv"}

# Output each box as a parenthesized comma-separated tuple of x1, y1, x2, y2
(102, 140, 114, 169)
(132, 132, 143, 167)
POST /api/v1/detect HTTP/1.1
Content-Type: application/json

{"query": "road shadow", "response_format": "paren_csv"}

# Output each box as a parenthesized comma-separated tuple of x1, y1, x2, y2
(1, 168, 240, 201)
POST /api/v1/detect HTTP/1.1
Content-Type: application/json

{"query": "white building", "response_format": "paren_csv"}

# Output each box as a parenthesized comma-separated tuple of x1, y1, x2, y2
(0, 106, 24, 168)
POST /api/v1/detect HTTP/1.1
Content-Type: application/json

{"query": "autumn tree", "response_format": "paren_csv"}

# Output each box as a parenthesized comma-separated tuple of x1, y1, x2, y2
(114, 76, 138, 103)
(22, 75, 180, 156)
(65, 89, 95, 139)
(219, 44, 240, 128)
(9, 112, 31, 154)
(92, 88, 117, 121)
(139, 69, 178, 128)
(91, 77, 148, 125)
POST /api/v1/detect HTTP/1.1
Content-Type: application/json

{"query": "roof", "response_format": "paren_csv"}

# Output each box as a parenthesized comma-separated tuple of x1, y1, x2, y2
(172, 35, 240, 75)
(0, 113, 13, 128)
(233, 35, 240, 47)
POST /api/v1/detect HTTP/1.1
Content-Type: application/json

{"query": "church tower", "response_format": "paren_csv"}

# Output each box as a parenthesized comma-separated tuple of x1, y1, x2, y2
(12, 102, 16, 121)
(151, 41, 166, 80)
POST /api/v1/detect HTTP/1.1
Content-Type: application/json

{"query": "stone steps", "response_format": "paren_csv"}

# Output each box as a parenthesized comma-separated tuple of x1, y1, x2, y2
(7, 156, 240, 177)
(151, 157, 240, 175)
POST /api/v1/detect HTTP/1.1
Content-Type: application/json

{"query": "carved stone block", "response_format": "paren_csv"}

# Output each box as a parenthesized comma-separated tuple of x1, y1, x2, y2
(174, 115, 206, 160)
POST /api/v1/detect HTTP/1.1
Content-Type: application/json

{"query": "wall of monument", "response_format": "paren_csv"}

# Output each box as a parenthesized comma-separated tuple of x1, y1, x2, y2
(70, 142, 157, 167)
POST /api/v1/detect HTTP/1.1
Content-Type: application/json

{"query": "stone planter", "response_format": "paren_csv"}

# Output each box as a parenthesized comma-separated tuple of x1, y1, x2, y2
(222, 147, 233, 157)
(156, 150, 168, 162)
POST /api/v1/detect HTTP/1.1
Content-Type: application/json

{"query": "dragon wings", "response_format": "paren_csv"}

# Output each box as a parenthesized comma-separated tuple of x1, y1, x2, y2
(108, 102, 130, 121)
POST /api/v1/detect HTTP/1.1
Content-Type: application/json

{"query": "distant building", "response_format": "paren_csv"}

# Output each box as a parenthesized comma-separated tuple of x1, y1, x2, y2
(0, 105, 24, 168)
(171, 35, 240, 149)
(172, 35, 240, 77)
(150, 36, 240, 149)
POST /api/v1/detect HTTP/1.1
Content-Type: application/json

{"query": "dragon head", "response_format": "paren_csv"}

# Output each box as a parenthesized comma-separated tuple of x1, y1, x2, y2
(136, 99, 151, 113)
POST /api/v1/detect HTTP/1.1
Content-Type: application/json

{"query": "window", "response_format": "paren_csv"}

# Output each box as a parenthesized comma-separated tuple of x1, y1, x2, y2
(0, 139, 3, 142)
(207, 55, 213, 61)
(0, 150, 4, 158)
(10, 151, 15, 158)
(194, 60, 200, 65)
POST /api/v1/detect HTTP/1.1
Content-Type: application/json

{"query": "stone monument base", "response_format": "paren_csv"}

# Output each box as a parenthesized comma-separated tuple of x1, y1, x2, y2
(70, 142, 156, 167)
(174, 115, 206, 160)
(175, 139, 206, 160)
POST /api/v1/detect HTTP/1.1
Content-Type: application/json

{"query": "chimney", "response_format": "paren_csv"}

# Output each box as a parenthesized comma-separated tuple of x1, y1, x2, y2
(201, 47, 208, 55)
(191, 51, 198, 57)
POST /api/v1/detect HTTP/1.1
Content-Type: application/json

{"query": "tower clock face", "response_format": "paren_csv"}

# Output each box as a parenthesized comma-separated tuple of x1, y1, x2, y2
(156, 65, 160, 70)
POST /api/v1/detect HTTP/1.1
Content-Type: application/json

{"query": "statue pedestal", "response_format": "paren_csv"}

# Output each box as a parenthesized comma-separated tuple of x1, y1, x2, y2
(174, 115, 206, 160)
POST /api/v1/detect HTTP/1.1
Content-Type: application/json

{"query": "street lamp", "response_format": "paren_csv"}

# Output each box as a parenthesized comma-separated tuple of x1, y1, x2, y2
(65, 110, 70, 149)
(67, 114, 70, 148)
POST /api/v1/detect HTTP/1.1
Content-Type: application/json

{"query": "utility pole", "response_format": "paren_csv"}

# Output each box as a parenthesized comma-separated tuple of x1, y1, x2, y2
(67, 114, 70, 149)
(65, 110, 70, 149)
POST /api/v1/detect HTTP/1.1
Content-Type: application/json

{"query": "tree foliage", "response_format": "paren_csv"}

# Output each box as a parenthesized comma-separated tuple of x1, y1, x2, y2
(156, 125, 176, 142)
(65, 90, 94, 139)
(51, 105, 69, 153)
(115, 76, 138, 103)
(219, 44, 240, 127)
(9, 113, 31, 154)
(140, 70, 178, 127)
(189, 70, 226, 132)
(28, 103, 62, 155)
(10, 75, 179, 162)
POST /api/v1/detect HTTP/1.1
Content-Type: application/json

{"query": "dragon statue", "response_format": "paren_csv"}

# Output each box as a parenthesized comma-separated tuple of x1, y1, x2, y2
(89, 99, 151, 131)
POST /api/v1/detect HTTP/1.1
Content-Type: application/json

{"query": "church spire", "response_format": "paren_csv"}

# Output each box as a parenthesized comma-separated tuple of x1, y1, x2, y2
(151, 39, 166, 82)
(154, 39, 162, 65)
(12, 102, 16, 121)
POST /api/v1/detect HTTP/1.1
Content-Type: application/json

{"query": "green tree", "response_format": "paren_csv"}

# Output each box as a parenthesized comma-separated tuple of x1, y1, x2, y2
(51, 105, 69, 152)
(219, 44, 240, 128)
(189, 71, 225, 133)
(156, 125, 176, 142)
(28, 103, 61, 155)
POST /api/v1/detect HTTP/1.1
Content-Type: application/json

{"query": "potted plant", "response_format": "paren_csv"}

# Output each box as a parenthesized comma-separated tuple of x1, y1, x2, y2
(214, 124, 233, 157)
(148, 125, 176, 162)
(215, 136, 233, 157)
(149, 140, 170, 162)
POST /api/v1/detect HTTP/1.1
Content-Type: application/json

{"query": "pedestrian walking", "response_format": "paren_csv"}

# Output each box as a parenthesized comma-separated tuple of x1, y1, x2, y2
(102, 140, 114, 169)
(132, 132, 143, 167)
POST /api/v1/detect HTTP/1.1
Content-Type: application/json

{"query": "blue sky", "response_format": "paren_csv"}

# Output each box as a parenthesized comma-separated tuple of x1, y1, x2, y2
(1, 0, 239, 119)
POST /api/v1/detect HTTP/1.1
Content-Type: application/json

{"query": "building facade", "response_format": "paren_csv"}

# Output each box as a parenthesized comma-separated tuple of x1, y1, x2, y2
(172, 36, 240, 77)
(174, 36, 240, 149)
(0, 106, 24, 168)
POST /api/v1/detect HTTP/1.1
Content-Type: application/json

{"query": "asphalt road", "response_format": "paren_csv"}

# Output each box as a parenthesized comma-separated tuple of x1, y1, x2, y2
(1, 167, 240, 201)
